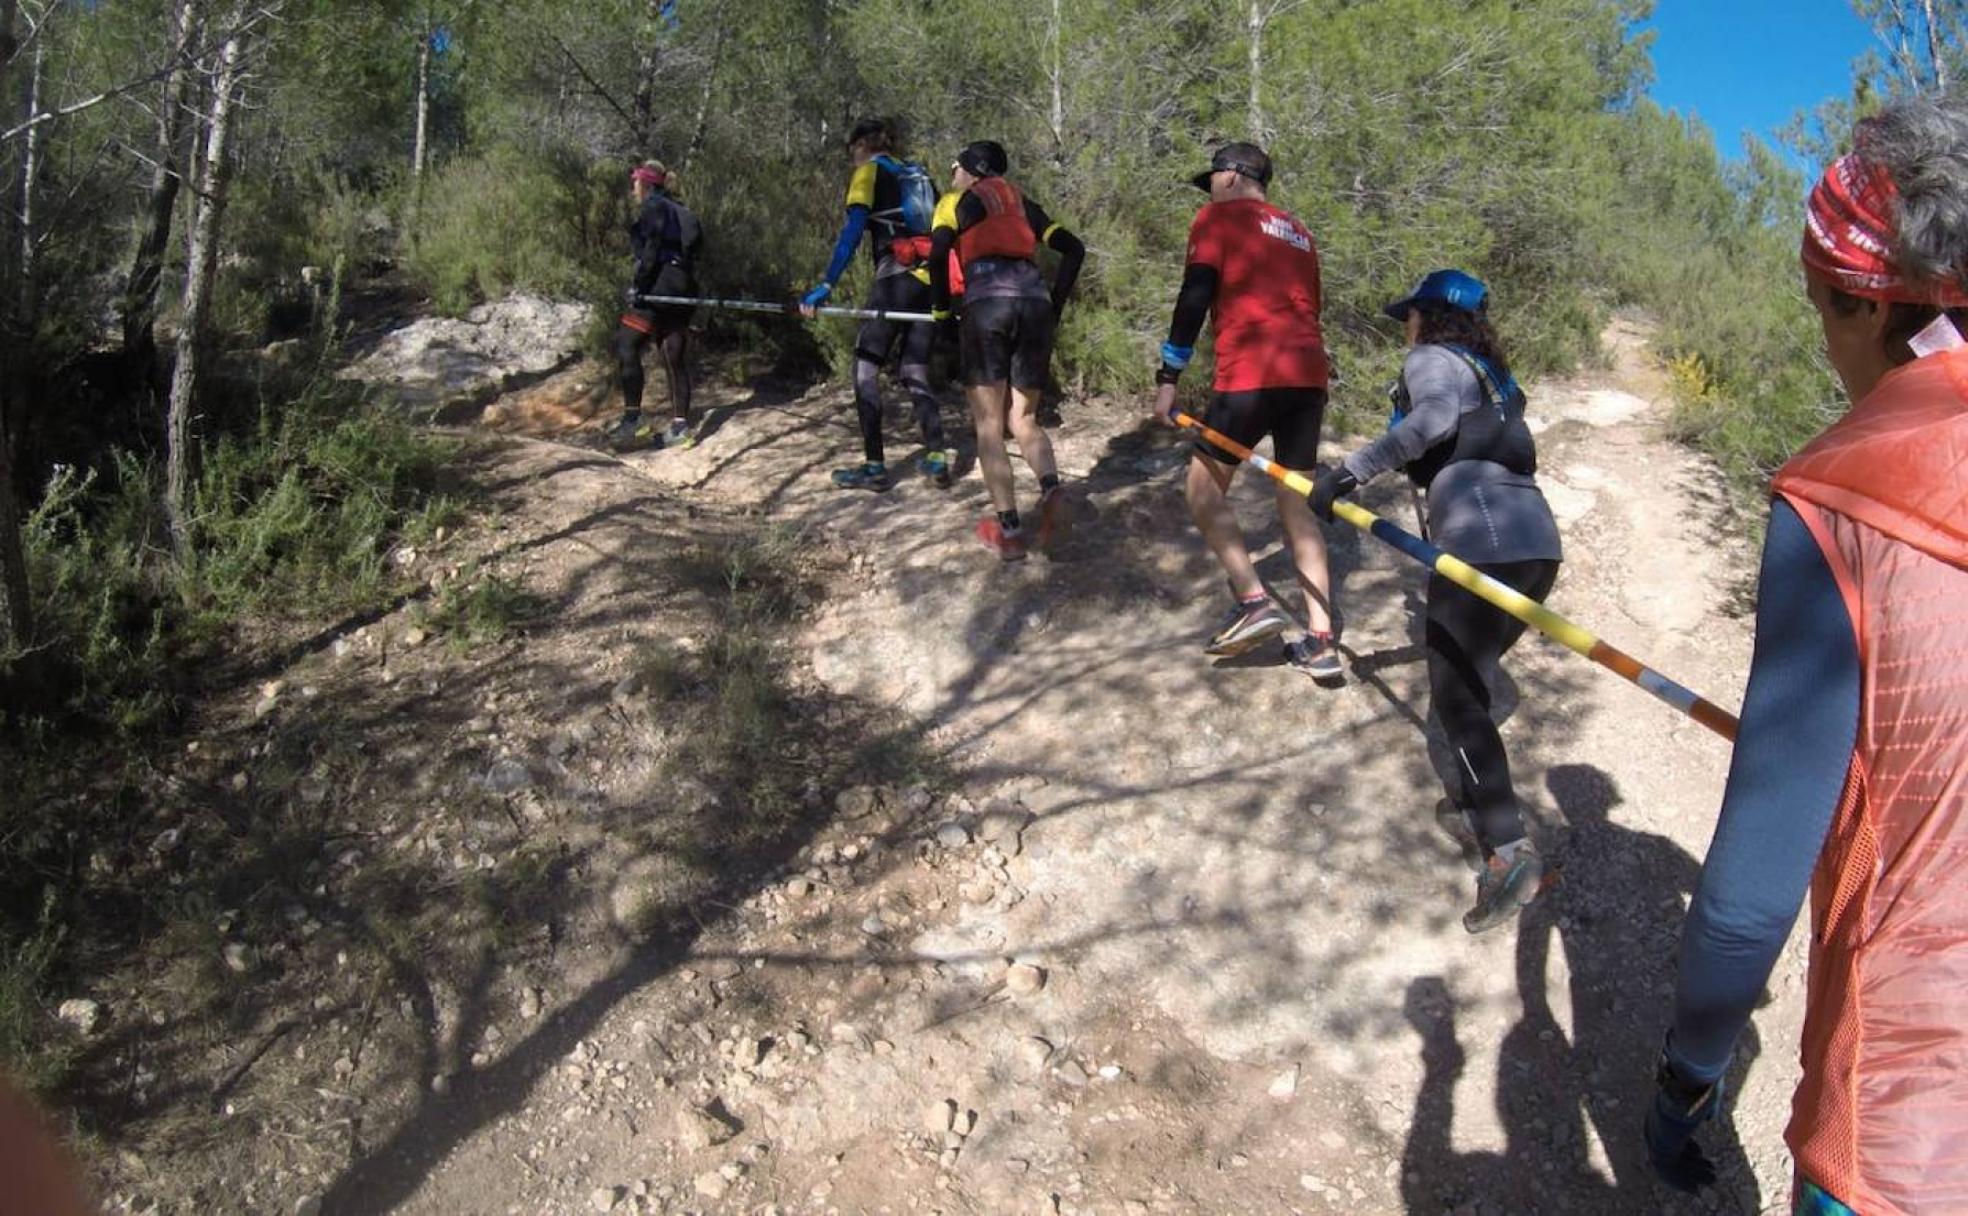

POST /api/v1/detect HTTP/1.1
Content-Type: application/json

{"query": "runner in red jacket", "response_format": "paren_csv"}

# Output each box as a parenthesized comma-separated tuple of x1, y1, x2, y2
(1151, 142, 1341, 681)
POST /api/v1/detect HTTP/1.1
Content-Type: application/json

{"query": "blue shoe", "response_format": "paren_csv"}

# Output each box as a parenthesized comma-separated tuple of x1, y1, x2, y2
(1464, 840, 1545, 934)
(831, 462, 891, 492)
(920, 449, 953, 488)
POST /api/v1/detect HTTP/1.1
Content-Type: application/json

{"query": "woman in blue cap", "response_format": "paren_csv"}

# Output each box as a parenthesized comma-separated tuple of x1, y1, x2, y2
(1312, 270, 1563, 932)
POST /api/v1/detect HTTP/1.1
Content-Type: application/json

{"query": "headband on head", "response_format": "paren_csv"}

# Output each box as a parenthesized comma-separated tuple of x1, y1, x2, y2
(631, 165, 667, 188)
(1802, 153, 1968, 307)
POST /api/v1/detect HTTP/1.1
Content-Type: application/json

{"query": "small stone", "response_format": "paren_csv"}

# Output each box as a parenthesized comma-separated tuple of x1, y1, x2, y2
(934, 822, 970, 849)
(430, 1072, 451, 1095)
(960, 879, 997, 906)
(977, 804, 1032, 844)
(294, 1196, 323, 1216)
(1097, 1064, 1122, 1081)
(1299, 1174, 1333, 1197)
(675, 1103, 737, 1149)
(830, 1023, 870, 1050)
(223, 942, 252, 973)
(783, 875, 810, 899)
(57, 999, 103, 1035)
(859, 913, 888, 937)
(1269, 1064, 1299, 1099)
(483, 759, 532, 793)
(401, 625, 429, 648)
(151, 827, 183, 854)
(1005, 963, 1047, 997)
(1055, 1060, 1088, 1087)
(589, 1185, 621, 1212)
(693, 1171, 728, 1200)
(718, 1162, 747, 1182)
(928, 1098, 957, 1133)
(518, 987, 543, 1019)
(836, 786, 881, 819)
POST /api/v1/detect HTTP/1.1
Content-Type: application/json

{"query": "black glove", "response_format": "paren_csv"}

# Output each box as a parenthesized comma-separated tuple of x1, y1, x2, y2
(1311, 465, 1358, 522)
(1643, 1053, 1723, 1195)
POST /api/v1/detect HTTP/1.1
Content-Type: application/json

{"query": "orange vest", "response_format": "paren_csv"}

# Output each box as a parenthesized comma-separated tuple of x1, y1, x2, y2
(955, 177, 1037, 267)
(1771, 346, 1968, 1215)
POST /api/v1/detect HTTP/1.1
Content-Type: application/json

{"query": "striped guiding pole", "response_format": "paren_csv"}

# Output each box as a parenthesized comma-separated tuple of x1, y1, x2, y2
(635, 294, 935, 324)
(1172, 411, 1740, 742)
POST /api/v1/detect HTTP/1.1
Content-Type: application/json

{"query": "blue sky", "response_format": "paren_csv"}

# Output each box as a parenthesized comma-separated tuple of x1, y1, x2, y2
(1641, 1, 1874, 158)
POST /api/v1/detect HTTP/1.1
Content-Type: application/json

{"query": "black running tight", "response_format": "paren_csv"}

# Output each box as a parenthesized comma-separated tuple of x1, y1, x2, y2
(615, 324, 692, 422)
(1424, 558, 1560, 853)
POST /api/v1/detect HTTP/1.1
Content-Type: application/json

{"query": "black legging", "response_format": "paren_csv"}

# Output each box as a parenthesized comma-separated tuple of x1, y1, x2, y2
(1425, 558, 1560, 852)
(851, 273, 943, 464)
(616, 323, 691, 423)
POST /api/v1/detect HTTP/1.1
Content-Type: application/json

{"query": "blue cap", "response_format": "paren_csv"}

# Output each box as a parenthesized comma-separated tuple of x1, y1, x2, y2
(1384, 269, 1488, 320)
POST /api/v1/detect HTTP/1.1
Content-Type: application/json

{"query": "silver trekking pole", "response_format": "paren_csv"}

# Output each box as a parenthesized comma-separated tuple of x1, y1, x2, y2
(635, 294, 935, 324)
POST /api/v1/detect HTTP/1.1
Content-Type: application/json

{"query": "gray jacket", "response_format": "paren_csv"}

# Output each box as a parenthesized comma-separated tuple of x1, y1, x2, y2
(1342, 345, 1563, 566)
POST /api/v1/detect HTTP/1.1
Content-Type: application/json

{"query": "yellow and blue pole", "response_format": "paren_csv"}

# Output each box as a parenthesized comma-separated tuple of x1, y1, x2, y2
(1172, 412, 1740, 742)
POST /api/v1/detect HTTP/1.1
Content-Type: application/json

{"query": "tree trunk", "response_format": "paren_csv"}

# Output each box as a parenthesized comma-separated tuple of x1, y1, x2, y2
(1923, 0, 1948, 89)
(0, 401, 28, 654)
(122, 0, 199, 367)
(1247, 0, 1265, 144)
(632, 0, 661, 150)
(679, 4, 727, 175)
(165, 13, 249, 557)
(1047, 0, 1065, 168)
(411, 21, 430, 187)
(17, 31, 39, 306)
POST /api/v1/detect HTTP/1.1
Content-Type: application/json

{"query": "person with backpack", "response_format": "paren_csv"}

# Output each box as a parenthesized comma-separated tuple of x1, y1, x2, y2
(1151, 142, 1340, 678)
(1641, 95, 1968, 1214)
(608, 160, 702, 452)
(799, 118, 953, 490)
(927, 140, 1085, 562)
(1310, 269, 1563, 934)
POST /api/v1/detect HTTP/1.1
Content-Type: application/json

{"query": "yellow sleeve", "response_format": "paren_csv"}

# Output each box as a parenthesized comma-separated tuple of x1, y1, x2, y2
(845, 161, 878, 210)
(932, 191, 961, 234)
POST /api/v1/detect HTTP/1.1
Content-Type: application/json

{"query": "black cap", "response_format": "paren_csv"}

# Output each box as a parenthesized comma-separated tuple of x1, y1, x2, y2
(955, 140, 1009, 178)
(1190, 141, 1273, 192)
(847, 117, 892, 150)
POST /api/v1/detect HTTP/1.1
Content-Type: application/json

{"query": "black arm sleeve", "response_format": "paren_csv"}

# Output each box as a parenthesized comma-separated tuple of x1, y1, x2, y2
(1027, 200, 1085, 314)
(930, 226, 957, 314)
(1165, 262, 1219, 351)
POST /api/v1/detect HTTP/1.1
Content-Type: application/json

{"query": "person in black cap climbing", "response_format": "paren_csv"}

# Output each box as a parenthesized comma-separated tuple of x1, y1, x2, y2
(928, 139, 1086, 562)
(798, 118, 953, 490)
(608, 160, 702, 452)
(1153, 142, 1340, 679)
(1311, 269, 1563, 933)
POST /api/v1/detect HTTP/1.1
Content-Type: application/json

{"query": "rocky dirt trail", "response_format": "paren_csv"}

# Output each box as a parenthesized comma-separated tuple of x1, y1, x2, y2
(83, 315, 1798, 1216)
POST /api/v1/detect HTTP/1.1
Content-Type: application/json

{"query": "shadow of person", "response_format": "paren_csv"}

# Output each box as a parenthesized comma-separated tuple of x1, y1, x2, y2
(1400, 974, 1622, 1214)
(1515, 763, 1766, 1212)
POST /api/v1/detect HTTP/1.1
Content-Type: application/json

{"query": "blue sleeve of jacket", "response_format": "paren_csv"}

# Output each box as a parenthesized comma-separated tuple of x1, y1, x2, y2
(819, 206, 869, 288)
(1666, 499, 1860, 1083)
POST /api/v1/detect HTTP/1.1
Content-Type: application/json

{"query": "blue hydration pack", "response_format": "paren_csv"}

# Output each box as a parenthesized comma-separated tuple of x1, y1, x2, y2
(872, 155, 938, 237)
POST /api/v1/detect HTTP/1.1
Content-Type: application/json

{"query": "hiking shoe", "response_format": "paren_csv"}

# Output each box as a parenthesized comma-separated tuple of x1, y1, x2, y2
(975, 518, 1028, 563)
(1205, 597, 1291, 657)
(831, 462, 892, 492)
(605, 414, 657, 452)
(1283, 632, 1345, 684)
(1434, 798, 1484, 872)
(920, 449, 953, 488)
(664, 419, 697, 449)
(1463, 840, 1545, 934)
(1036, 483, 1073, 553)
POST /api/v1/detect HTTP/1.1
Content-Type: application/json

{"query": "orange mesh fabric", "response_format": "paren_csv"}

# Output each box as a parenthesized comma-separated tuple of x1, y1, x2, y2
(955, 177, 1037, 266)
(1774, 362, 1968, 1213)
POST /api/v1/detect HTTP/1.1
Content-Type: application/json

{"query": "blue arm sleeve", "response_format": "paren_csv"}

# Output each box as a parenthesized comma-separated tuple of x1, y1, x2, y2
(1667, 499, 1860, 1083)
(819, 206, 869, 287)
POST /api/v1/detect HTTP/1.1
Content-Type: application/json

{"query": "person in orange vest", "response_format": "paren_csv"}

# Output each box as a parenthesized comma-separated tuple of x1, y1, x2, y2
(1647, 94, 1968, 1213)
(928, 140, 1085, 562)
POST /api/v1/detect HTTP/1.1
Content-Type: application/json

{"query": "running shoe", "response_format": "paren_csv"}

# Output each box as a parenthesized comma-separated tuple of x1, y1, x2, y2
(1464, 839, 1545, 934)
(920, 449, 953, 488)
(605, 414, 657, 452)
(1205, 596, 1290, 657)
(1283, 632, 1345, 684)
(1036, 483, 1072, 552)
(975, 518, 1028, 563)
(831, 462, 892, 492)
(1433, 798, 1484, 872)
(664, 419, 697, 449)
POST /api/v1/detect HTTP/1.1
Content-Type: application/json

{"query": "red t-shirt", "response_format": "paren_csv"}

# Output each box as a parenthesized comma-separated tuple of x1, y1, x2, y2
(1185, 198, 1329, 392)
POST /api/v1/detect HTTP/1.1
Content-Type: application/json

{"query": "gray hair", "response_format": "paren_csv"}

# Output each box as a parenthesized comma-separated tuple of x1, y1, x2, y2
(1858, 93, 1968, 291)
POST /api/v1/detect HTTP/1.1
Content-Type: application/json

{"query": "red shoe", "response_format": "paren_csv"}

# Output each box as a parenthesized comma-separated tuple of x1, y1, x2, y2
(1036, 484, 1072, 553)
(975, 518, 1028, 563)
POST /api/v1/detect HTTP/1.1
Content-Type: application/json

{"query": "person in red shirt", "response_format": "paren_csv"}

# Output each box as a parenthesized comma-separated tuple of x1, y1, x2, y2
(1152, 142, 1340, 681)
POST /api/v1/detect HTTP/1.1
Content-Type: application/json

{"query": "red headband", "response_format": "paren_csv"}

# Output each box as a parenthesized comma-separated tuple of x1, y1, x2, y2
(631, 166, 667, 188)
(1802, 153, 1968, 307)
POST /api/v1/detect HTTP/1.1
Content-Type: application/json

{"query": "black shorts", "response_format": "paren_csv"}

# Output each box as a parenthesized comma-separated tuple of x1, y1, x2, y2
(960, 295, 1053, 389)
(854, 272, 935, 369)
(622, 264, 695, 336)
(1195, 386, 1327, 470)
